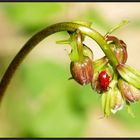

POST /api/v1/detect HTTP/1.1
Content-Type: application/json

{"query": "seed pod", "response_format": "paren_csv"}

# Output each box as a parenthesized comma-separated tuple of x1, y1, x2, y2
(117, 64, 140, 89)
(101, 79, 124, 117)
(105, 35, 128, 64)
(119, 40, 128, 64)
(110, 86, 124, 114)
(70, 56, 93, 85)
(118, 79, 140, 102)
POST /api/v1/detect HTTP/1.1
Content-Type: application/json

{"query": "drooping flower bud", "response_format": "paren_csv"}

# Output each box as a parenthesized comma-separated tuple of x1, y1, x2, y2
(105, 35, 128, 64)
(101, 79, 124, 117)
(118, 79, 140, 102)
(117, 63, 140, 89)
(118, 40, 128, 64)
(110, 85, 124, 114)
(70, 56, 93, 85)
(68, 30, 94, 86)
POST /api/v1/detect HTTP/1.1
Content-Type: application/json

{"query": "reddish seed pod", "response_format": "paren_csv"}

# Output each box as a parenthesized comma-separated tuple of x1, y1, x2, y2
(119, 40, 128, 64)
(98, 70, 110, 91)
(70, 56, 93, 85)
(105, 35, 128, 64)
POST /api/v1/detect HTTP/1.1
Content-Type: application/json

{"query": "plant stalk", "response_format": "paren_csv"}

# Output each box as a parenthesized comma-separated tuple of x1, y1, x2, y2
(0, 22, 119, 103)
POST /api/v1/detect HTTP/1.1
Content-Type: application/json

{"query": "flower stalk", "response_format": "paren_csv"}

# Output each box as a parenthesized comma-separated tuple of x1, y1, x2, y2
(0, 20, 139, 117)
(0, 22, 119, 103)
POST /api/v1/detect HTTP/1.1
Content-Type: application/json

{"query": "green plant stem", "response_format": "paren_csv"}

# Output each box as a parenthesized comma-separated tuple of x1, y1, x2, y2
(0, 22, 119, 103)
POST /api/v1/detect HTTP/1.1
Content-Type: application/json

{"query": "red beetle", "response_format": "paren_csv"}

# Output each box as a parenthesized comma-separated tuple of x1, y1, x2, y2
(98, 70, 110, 91)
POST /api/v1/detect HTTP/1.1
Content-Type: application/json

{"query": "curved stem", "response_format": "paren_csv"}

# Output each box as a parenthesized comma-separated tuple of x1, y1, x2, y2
(0, 22, 119, 103)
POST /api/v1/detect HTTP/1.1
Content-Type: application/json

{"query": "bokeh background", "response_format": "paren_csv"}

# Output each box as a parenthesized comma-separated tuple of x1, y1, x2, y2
(0, 2, 140, 137)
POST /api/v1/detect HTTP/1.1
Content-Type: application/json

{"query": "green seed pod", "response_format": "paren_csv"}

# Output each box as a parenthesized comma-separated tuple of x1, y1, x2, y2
(117, 64, 140, 89)
(110, 86, 124, 113)
(101, 80, 124, 117)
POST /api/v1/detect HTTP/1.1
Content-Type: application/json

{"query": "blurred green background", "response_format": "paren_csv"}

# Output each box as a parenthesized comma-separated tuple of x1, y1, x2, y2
(0, 2, 140, 137)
